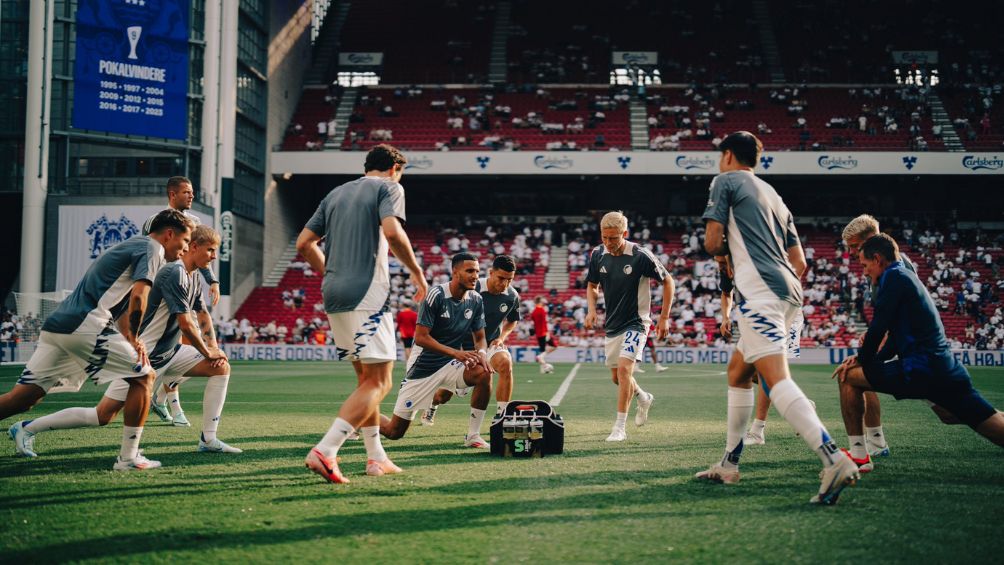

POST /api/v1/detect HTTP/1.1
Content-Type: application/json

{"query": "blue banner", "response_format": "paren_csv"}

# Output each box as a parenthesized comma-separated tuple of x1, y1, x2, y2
(72, 0, 190, 140)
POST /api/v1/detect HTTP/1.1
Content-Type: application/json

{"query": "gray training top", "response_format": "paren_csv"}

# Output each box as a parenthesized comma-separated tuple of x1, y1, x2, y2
(139, 261, 206, 370)
(406, 283, 486, 379)
(142, 209, 218, 285)
(304, 176, 407, 313)
(586, 241, 669, 337)
(702, 170, 803, 307)
(461, 277, 521, 349)
(43, 236, 166, 335)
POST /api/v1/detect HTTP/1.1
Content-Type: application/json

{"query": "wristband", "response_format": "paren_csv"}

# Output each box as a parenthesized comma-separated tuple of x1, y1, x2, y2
(478, 348, 487, 356)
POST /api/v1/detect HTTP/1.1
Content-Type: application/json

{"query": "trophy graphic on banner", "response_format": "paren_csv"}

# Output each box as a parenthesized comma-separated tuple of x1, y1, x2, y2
(127, 26, 142, 60)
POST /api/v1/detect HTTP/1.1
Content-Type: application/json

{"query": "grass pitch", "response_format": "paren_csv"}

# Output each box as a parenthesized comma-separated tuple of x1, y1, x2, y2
(1, 361, 1002, 563)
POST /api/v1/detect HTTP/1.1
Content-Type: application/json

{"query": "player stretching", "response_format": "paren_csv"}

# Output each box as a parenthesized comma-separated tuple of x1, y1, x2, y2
(300, 144, 427, 484)
(3, 210, 193, 470)
(531, 297, 557, 374)
(10, 227, 239, 456)
(381, 253, 493, 447)
(584, 211, 675, 442)
(142, 176, 221, 427)
(422, 255, 521, 428)
(834, 234, 1004, 452)
(696, 131, 858, 505)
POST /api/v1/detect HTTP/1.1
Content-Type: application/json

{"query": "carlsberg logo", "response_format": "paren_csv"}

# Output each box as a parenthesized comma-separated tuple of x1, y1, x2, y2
(533, 156, 573, 170)
(675, 156, 716, 170)
(818, 156, 858, 170)
(962, 156, 1004, 171)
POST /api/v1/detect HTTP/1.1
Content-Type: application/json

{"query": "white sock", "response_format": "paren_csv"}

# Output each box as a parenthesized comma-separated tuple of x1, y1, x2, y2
(167, 377, 190, 416)
(24, 407, 100, 433)
(120, 426, 143, 461)
(154, 386, 169, 405)
(496, 401, 508, 414)
(468, 408, 487, 439)
(769, 378, 840, 467)
(634, 384, 648, 398)
(615, 412, 627, 428)
(723, 387, 755, 469)
(361, 426, 387, 462)
(848, 435, 867, 459)
(316, 417, 355, 459)
(865, 425, 887, 447)
(201, 375, 229, 443)
(750, 419, 767, 434)
(537, 353, 547, 364)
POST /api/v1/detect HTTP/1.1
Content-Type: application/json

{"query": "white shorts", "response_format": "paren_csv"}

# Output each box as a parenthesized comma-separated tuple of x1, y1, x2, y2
(18, 330, 152, 394)
(328, 310, 396, 363)
(787, 309, 805, 359)
(604, 329, 646, 367)
(736, 300, 802, 364)
(105, 344, 206, 401)
(393, 360, 469, 420)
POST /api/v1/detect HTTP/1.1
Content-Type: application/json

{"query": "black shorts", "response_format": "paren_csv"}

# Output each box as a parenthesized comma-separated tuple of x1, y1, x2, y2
(537, 336, 557, 351)
(862, 355, 996, 428)
(401, 337, 414, 348)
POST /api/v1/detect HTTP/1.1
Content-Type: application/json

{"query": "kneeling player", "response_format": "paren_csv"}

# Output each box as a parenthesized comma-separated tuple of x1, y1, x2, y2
(381, 253, 493, 447)
(834, 234, 1004, 455)
(10, 227, 239, 460)
(422, 255, 521, 429)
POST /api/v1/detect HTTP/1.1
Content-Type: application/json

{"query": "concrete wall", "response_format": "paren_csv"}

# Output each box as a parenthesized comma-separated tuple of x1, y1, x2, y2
(263, 1, 313, 287)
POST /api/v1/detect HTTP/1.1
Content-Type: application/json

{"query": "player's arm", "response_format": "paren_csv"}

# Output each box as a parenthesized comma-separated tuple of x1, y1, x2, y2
(199, 267, 221, 307)
(125, 281, 152, 363)
(585, 281, 600, 329)
(177, 310, 223, 361)
(414, 324, 481, 365)
(704, 220, 728, 256)
(197, 309, 221, 352)
(858, 274, 903, 364)
(471, 327, 491, 372)
(656, 273, 676, 340)
(296, 228, 326, 275)
(382, 216, 428, 304)
(716, 255, 735, 338)
(494, 319, 518, 347)
(786, 244, 807, 278)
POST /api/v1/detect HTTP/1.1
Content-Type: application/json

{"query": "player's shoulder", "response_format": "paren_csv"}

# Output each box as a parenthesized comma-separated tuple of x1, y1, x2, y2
(507, 286, 521, 301)
(589, 244, 606, 259)
(425, 283, 448, 306)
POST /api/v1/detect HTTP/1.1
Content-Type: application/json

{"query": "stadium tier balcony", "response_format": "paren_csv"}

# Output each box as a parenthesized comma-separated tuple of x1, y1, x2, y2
(939, 87, 1003, 151)
(281, 89, 339, 151)
(336, 1, 493, 84)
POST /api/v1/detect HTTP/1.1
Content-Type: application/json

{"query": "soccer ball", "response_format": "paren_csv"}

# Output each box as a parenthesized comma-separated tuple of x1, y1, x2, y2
(543, 363, 555, 374)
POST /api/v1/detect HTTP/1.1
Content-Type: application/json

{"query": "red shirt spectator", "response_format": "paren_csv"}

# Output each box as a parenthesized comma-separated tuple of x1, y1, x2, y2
(396, 307, 418, 339)
(531, 304, 550, 338)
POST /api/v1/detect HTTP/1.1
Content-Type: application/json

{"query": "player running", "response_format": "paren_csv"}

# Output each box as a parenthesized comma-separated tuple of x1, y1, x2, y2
(3, 210, 193, 470)
(531, 296, 557, 374)
(421, 255, 521, 427)
(833, 234, 1004, 453)
(380, 253, 493, 447)
(584, 211, 675, 442)
(10, 226, 239, 458)
(695, 131, 858, 505)
(142, 176, 221, 427)
(300, 144, 427, 484)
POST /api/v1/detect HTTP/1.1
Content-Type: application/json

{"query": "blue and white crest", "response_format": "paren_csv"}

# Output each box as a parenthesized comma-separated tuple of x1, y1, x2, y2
(902, 156, 918, 170)
(617, 156, 631, 170)
(476, 156, 491, 169)
(760, 155, 774, 170)
(86, 214, 140, 259)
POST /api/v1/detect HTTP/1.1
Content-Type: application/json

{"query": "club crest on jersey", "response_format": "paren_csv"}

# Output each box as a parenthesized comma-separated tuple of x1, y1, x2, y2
(623, 265, 633, 275)
(500, 304, 509, 312)
(87, 214, 140, 259)
(464, 309, 473, 319)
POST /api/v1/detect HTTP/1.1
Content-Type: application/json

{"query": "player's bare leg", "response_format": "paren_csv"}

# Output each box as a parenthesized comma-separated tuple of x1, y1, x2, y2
(0, 384, 46, 421)
(862, 391, 890, 456)
(463, 363, 492, 447)
(492, 351, 514, 414)
(696, 349, 756, 483)
(745, 377, 770, 445)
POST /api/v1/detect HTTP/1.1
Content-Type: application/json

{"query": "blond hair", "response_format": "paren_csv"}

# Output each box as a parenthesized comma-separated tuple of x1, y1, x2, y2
(842, 214, 880, 242)
(600, 211, 628, 232)
(191, 225, 221, 247)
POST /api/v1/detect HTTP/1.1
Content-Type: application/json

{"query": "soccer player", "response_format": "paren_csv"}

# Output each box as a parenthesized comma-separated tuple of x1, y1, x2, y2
(3, 209, 193, 470)
(584, 211, 675, 442)
(397, 300, 418, 362)
(833, 234, 1004, 452)
(836, 213, 918, 460)
(10, 226, 239, 457)
(421, 255, 521, 427)
(380, 253, 493, 447)
(299, 144, 428, 484)
(696, 131, 858, 505)
(144, 176, 219, 427)
(531, 296, 557, 374)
